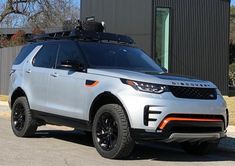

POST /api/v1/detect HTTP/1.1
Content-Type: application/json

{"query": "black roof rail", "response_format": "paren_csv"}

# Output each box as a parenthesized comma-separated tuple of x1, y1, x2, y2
(28, 30, 71, 42)
(28, 29, 134, 44)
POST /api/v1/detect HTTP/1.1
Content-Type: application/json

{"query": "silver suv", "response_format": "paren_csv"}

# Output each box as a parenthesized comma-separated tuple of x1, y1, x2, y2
(9, 23, 228, 159)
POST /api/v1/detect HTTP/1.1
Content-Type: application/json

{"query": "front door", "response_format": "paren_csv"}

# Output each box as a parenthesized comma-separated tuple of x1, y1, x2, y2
(47, 41, 86, 119)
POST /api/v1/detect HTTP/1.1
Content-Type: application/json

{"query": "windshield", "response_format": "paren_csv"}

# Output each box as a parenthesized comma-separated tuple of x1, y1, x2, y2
(79, 41, 164, 73)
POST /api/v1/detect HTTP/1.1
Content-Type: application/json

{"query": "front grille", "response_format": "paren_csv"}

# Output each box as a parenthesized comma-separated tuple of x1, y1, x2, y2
(169, 86, 217, 100)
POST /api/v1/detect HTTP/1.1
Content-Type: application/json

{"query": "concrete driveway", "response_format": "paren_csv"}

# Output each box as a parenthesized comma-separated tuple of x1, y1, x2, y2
(0, 102, 235, 166)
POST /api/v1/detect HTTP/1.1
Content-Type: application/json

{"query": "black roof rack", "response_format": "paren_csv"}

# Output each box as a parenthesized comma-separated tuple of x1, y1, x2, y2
(28, 29, 134, 45)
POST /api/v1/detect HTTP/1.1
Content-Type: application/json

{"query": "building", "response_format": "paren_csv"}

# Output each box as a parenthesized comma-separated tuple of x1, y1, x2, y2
(81, 0, 230, 95)
(0, 27, 64, 38)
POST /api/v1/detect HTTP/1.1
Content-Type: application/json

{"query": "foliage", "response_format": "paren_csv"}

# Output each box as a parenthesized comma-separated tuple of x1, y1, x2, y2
(230, 63, 235, 72)
(32, 27, 45, 35)
(0, 35, 9, 48)
(229, 63, 235, 87)
(0, 0, 80, 29)
(230, 6, 235, 43)
(10, 30, 26, 46)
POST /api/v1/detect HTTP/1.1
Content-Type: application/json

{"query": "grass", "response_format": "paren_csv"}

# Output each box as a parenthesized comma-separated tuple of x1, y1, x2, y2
(0, 95, 8, 101)
(224, 96, 235, 126)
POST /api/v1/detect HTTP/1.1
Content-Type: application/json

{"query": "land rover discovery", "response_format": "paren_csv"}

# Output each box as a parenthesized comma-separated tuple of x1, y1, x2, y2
(8, 22, 228, 159)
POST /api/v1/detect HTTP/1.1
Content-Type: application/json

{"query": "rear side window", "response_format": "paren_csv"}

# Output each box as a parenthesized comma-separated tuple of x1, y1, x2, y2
(13, 44, 36, 65)
(33, 43, 58, 68)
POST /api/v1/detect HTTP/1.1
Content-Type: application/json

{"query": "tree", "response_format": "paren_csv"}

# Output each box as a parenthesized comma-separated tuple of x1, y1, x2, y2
(0, 35, 9, 48)
(0, 0, 36, 23)
(10, 29, 26, 45)
(27, 0, 80, 29)
(230, 6, 235, 42)
(0, 0, 80, 29)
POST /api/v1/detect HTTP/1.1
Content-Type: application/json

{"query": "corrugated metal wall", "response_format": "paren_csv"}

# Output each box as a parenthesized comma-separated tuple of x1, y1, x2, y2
(81, 0, 153, 54)
(0, 46, 22, 95)
(154, 0, 230, 94)
(81, 0, 230, 94)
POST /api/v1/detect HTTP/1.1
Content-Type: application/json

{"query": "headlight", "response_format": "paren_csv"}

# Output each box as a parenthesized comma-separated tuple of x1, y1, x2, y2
(121, 79, 168, 94)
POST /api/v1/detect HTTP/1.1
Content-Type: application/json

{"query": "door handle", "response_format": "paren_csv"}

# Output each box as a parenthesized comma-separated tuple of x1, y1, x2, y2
(26, 69, 31, 74)
(50, 73, 58, 77)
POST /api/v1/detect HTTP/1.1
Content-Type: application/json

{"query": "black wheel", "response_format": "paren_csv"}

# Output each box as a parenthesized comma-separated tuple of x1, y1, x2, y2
(92, 104, 134, 159)
(11, 97, 37, 137)
(181, 140, 219, 155)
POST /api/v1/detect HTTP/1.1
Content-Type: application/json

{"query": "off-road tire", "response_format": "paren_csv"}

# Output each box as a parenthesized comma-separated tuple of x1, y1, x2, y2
(92, 104, 135, 159)
(11, 97, 37, 137)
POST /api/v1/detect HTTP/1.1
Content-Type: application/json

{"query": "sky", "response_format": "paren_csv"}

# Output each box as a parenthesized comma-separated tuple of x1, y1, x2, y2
(232, 0, 235, 5)
(74, 0, 80, 7)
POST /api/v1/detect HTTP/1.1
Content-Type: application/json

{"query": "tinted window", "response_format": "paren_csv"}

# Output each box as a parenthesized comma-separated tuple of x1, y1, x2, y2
(33, 43, 58, 68)
(13, 44, 36, 65)
(79, 42, 163, 73)
(56, 41, 84, 68)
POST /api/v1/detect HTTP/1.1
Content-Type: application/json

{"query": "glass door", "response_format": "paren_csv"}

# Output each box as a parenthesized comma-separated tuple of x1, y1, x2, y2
(155, 8, 170, 70)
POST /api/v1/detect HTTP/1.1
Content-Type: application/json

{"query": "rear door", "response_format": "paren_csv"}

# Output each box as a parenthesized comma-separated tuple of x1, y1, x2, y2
(47, 41, 87, 119)
(24, 42, 58, 111)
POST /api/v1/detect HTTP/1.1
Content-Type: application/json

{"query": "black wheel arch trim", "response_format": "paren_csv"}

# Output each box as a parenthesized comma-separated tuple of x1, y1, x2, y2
(89, 91, 131, 127)
(10, 87, 29, 109)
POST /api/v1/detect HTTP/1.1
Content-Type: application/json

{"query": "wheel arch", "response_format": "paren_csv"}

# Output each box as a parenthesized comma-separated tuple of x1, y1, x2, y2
(89, 91, 131, 127)
(10, 87, 28, 109)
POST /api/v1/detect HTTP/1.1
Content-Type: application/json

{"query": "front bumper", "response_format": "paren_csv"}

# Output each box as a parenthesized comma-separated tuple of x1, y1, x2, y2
(132, 131, 226, 143)
(131, 120, 226, 143)
(117, 89, 227, 131)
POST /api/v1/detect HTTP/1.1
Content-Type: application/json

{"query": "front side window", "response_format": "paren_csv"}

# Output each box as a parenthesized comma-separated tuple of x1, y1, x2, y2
(79, 42, 163, 73)
(56, 41, 84, 68)
(33, 43, 58, 68)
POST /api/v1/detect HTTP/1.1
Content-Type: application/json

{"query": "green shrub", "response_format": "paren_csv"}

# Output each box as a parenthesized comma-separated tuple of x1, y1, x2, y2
(229, 63, 235, 87)
(230, 63, 235, 72)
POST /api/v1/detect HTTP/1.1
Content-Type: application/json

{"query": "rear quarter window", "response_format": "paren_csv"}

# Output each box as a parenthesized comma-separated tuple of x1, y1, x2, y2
(13, 44, 36, 65)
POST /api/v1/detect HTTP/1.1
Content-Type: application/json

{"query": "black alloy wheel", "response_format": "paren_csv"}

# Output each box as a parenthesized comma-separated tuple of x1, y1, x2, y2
(12, 103, 26, 131)
(96, 112, 118, 151)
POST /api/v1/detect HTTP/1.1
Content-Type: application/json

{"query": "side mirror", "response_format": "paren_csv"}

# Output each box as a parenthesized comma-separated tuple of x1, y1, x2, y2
(59, 60, 86, 72)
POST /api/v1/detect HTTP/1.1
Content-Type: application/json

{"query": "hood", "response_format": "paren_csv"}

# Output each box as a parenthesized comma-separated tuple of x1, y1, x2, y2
(87, 68, 217, 88)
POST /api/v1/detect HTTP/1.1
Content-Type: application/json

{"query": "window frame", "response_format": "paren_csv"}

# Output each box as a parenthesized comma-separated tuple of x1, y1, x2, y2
(54, 40, 88, 71)
(13, 44, 36, 65)
(152, 4, 173, 72)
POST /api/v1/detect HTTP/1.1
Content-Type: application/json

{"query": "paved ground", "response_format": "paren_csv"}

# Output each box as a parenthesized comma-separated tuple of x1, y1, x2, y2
(0, 102, 235, 166)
